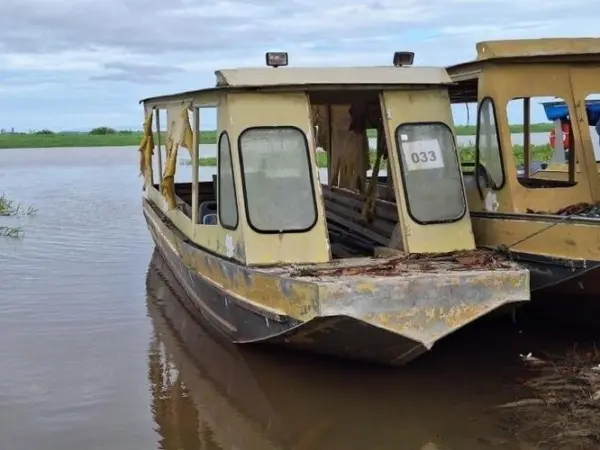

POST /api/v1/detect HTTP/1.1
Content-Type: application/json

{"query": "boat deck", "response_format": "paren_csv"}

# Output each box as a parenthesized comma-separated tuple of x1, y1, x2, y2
(263, 248, 518, 280)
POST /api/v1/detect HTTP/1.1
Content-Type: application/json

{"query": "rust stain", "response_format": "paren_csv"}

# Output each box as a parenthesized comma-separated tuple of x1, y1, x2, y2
(439, 303, 491, 328)
(364, 301, 501, 335)
(355, 282, 376, 293)
(283, 318, 343, 345)
(156, 215, 320, 321)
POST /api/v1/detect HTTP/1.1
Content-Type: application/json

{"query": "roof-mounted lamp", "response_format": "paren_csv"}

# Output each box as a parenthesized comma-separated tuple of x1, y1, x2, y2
(265, 52, 288, 68)
(393, 51, 415, 67)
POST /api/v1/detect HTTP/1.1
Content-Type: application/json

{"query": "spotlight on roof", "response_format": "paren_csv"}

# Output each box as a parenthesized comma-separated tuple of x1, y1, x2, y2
(393, 51, 415, 67)
(265, 52, 288, 68)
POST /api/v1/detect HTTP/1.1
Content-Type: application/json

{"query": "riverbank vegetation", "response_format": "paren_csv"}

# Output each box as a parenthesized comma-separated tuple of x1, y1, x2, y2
(184, 144, 554, 168)
(0, 128, 216, 149)
(0, 194, 37, 237)
(0, 124, 554, 149)
(496, 349, 600, 449)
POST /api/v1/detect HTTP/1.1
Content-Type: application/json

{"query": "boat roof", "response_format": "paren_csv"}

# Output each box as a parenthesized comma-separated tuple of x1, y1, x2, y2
(448, 37, 600, 76)
(214, 66, 451, 87)
(446, 38, 600, 103)
(140, 66, 452, 106)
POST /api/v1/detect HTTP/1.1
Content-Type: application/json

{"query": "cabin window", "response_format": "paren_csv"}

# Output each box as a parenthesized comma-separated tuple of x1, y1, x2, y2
(476, 98, 504, 189)
(238, 127, 317, 233)
(395, 122, 466, 224)
(218, 132, 238, 229)
(507, 96, 577, 188)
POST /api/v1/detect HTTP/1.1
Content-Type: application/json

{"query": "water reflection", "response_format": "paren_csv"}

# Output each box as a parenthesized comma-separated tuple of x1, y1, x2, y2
(145, 249, 535, 450)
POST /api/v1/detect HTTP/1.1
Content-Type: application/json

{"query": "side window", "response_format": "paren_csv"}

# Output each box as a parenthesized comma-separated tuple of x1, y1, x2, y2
(239, 127, 317, 233)
(507, 96, 576, 187)
(218, 132, 238, 229)
(476, 98, 504, 189)
(395, 123, 466, 224)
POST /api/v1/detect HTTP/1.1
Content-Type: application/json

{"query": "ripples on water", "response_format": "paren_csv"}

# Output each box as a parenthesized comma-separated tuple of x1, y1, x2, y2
(1, 146, 599, 450)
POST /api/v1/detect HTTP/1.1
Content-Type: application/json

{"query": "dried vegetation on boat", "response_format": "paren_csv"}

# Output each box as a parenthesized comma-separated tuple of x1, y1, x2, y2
(495, 348, 600, 449)
(290, 248, 514, 278)
(526, 202, 600, 218)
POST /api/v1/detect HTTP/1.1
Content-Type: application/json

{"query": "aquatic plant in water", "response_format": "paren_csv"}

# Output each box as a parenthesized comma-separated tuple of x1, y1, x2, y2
(0, 194, 37, 237)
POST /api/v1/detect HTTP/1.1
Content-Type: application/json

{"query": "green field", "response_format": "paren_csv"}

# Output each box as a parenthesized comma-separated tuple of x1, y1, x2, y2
(0, 124, 554, 149)
(189, 144, 553, 168)
(0, 130, 217, 149)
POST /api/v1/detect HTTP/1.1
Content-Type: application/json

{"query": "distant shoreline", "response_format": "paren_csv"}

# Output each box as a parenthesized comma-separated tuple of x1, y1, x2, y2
(0, 124, 554, 149)
(188, 144, 554, 168)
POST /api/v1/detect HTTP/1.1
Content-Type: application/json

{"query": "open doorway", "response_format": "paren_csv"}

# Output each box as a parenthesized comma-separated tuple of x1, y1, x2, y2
(309, 91, 398, 259)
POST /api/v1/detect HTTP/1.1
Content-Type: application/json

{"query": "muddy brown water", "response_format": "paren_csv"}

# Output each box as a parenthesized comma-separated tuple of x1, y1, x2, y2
(1, 146, 599, 450)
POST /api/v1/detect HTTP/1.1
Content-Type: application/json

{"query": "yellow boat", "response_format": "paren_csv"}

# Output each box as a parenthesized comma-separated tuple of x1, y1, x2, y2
(138, 51, 529, 366)
(445, 38, 600, 307)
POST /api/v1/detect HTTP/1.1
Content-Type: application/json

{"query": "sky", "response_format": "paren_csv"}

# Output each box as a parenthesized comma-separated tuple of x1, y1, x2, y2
(1, 0, 598, 132)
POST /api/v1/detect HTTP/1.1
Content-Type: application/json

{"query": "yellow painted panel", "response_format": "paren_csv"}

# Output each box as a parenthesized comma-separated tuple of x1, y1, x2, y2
(480, 66, 594, 213)
(472, 216, 600, 261)
(568, 66, 600, 201)
(225, 91, 331, 265)
(380, 88, 476, 253)
(144, 202, 320, 321)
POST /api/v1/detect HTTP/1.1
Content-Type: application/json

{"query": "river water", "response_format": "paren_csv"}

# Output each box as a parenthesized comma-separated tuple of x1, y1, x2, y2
(1, 146, 599, 450)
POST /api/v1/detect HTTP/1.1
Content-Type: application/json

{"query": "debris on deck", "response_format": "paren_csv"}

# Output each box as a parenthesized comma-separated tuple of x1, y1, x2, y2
(495, 348, 600, 449)
(290, 248, 514, 278)
(526, 202, 600, 218)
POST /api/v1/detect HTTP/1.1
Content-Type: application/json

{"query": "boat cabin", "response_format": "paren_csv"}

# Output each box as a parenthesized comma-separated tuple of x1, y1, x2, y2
(139, 52, 479, 265)
(446, 38, 600, 294)
(447, 38, 600, 211)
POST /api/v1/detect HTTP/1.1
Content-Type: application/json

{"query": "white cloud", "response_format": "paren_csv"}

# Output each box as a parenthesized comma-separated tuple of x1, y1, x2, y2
(0, 0, 599, 130)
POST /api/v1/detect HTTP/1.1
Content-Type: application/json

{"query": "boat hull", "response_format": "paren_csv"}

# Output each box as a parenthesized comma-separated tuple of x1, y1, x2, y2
(473, 250, 600, 327)
(506, 251, 600, 294)
(519, 256, 600, 326)
(143, 199, 530, 366)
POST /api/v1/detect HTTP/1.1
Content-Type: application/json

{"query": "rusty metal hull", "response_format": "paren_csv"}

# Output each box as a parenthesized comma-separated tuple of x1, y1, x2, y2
(143, 199, 530, 366)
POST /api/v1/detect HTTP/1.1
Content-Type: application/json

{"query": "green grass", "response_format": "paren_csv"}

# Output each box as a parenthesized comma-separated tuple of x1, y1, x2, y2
(0, 130, 218, 149)
(0, 124, 554, 149)
(187, 144, 553, 168)
(452, 123, 553, 136)
(0, 194, 38, 238)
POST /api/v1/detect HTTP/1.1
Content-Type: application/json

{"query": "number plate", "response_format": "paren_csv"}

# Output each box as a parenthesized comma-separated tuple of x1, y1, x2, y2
(402, 139, 444, 171)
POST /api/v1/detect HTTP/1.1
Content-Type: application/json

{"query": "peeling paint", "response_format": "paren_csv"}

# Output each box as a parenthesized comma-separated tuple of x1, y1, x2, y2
(485, 190, 499, 212)
(225, 234, 234, 258)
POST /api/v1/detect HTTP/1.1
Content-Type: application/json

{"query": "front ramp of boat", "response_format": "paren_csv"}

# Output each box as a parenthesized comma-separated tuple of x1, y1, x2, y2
(251, 265, 529, 366)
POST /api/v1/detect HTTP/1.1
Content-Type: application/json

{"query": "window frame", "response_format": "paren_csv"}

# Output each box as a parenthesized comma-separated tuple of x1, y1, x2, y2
(475, 96, 505, 190)
(237, 125, 319, 234)
(217, 131, 239, 230)
(394, 121, 467, 225)
(506, 95, 577, 188)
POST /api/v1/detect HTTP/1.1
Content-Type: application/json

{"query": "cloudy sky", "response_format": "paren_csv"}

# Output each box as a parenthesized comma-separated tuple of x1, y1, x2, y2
(0, 0, 596, 132)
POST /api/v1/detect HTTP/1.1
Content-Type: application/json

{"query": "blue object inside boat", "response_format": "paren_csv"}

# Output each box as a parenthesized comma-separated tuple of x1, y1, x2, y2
(542, 99, 600, 125)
